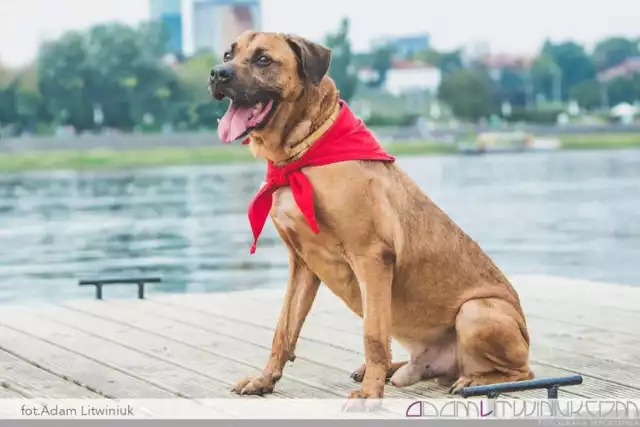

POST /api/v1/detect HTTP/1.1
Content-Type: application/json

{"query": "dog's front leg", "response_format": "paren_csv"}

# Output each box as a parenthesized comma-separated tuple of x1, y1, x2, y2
(345, 247, 393, 406)
(232, 253, 320, 395)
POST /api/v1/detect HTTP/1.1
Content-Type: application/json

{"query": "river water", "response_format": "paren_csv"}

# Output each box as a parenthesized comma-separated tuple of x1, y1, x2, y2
(0, 148, 638, 305)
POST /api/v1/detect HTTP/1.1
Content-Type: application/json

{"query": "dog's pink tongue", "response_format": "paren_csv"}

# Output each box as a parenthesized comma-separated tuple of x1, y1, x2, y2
(218, 101, 254, 143)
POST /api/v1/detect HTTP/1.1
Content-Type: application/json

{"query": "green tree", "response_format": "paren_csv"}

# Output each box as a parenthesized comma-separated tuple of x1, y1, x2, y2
(173, 51, 229, 129)
(38, 31, 93, 130)
(541, 41, 596, 100)
(37, 22, 179, 132)
(438, 69, 495, 121)
(83, 22, 178, 129)
(593, 37, 639, 71)
(530, 54, 562, 103)
(606, 75, 640, 106)
(324, 18, 358, 102)
(495, 68, 528, 107)
(0, 64, 17, 126)
(369, 44, 395, 88)
(437, 49, 464, 74)
(175, 51, 218, 102)
(569, 80, 602, 110)
(14, 63, 47, 131)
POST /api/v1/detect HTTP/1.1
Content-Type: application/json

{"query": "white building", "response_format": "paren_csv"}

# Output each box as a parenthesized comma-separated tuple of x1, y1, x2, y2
(360, 60, 441, 96)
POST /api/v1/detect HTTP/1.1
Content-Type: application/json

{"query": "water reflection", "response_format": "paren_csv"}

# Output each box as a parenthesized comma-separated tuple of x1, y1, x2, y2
(0, 149, 638, 304)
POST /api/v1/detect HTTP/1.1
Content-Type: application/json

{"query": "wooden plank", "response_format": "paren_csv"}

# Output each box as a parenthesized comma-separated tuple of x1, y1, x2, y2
(0, 384, 27, 398)
(511, 275, 640, 312)
(0, 311, 242, 401)
(521, 298, 640, 337)
(525, 318, 640, 367)
(0, 350, 101, 398)
(57, 299, 423, 400)
(152, 291, 639, 399)
(526, 316, 640, 349)
(0, 324, 176, 399)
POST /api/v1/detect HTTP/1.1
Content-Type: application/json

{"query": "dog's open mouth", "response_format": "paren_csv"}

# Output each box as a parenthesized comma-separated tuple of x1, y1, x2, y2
(217, 98, 275, 143)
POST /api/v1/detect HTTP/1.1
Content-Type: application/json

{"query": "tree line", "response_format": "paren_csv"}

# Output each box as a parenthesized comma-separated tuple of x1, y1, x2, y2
(1, 18, 638, 136)
(357, 29, 640, 123)
(0, 20, 360, 136)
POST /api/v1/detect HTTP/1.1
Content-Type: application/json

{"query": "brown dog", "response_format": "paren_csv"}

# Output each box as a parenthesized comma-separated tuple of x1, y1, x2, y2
(209, 31, 534, 404)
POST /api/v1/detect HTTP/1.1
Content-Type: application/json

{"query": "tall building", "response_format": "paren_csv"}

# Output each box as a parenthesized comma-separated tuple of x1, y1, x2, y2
(191, 0, 261, 56)
(149, 0, 184, 54)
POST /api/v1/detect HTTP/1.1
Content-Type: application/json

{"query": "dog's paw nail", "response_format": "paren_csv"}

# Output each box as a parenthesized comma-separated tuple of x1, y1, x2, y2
(350, 371, 365, 383)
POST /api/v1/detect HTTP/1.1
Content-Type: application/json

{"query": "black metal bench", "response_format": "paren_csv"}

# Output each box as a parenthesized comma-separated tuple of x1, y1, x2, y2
(458, 374, 583, 399)
(78, 277, 162, 300)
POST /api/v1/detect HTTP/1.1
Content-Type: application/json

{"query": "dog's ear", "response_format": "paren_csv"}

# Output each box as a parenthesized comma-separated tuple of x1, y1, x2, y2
(285, 34, 332, 86)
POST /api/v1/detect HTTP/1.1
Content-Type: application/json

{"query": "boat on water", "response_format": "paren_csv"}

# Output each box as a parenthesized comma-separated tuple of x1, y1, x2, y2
(457, 131, 561, 155)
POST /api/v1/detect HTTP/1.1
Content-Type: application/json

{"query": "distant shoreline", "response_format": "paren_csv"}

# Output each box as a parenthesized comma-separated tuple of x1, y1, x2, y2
(0, 133, 638, 173)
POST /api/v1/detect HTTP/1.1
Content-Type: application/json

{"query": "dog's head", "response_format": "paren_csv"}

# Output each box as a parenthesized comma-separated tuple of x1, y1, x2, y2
(209, 31, 335, 147)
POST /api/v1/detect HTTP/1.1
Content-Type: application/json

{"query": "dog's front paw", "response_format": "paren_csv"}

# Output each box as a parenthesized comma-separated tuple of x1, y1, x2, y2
(231, 374, 277, 396)
(448, 376, 473, 395)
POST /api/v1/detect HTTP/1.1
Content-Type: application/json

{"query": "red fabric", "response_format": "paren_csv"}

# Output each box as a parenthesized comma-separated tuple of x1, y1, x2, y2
(246, 100, 396, 254)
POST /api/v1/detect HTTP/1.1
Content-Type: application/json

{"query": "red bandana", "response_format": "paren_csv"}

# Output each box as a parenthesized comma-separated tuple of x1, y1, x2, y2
(246, 100, 396, 254)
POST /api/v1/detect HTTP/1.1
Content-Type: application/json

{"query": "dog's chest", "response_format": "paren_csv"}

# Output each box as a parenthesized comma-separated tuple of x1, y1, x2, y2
(270, 187, 300, 231)
(270, 187, 360, 303)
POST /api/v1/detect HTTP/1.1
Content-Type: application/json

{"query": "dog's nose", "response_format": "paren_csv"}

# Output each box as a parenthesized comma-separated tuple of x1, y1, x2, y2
(210, 65, 234, 83)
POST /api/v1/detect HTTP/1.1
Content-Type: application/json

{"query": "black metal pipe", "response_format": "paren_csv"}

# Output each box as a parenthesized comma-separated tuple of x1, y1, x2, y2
(78, 277, 161, 300)
(79, 277, 162, 286)
(458, 375, 583, 398)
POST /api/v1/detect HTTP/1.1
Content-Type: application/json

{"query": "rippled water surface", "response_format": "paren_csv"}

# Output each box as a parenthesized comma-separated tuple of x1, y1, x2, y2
(0, 148, 638, 304)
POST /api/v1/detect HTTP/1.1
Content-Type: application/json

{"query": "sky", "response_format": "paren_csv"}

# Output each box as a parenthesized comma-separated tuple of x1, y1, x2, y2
(0, 0, 638, 66)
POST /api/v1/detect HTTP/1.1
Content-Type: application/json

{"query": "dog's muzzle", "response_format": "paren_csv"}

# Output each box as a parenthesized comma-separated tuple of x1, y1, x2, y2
(210, 64, 234, 84)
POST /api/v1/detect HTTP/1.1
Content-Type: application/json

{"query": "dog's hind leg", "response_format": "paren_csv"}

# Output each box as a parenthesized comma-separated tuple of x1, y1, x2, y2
(449, 297, 534, 395)
(389, 332, 459, 388)
(232, 252, 320, 395)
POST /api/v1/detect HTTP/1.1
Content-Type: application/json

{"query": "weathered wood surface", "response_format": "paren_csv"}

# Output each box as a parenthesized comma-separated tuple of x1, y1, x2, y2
(0, 274, 638, 400)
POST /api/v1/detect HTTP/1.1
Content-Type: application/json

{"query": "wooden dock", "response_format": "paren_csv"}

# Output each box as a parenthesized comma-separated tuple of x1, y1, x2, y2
(1, 274, 639, 401)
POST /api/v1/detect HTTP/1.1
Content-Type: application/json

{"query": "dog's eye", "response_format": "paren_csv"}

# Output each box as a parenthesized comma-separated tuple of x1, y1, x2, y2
(223, 52, 232, 62)
(256, 55, 272, 66)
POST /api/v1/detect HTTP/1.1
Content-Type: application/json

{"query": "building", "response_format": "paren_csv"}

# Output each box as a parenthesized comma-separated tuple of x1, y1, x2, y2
(477, 54, 534, 70)
(357, 59, 441, 96)
(598, 57, 640, 82)
(190, 0, 261, 55)
(384, 59, 441, 96)
(149, 0, 183, 54)
(373, 33, 430, 58)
